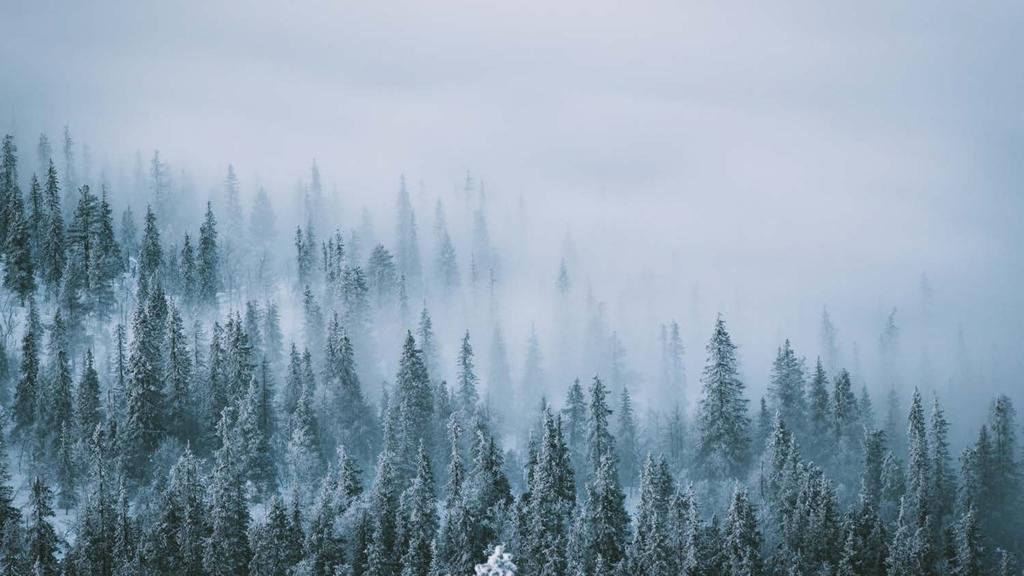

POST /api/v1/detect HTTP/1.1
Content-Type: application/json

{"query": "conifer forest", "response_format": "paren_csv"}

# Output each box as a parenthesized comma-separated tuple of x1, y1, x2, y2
(1, 2, 1023, 575)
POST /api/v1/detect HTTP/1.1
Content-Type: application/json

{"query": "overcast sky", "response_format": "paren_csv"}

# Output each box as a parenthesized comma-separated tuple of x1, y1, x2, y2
(2, 0, 1022, 410)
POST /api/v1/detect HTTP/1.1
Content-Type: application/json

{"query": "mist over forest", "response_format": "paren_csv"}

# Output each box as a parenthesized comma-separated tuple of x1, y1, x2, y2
(0, 1, 1022, 575)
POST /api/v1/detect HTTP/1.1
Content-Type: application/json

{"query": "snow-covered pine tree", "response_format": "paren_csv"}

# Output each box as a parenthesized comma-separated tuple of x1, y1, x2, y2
(457, 331, 480, 419)
(389, 331, 434, 484)
(831, 368, 862, 478)
(630, 454, 675, 576)
(138, 205, 162, 287)
(13, 298, 41, 433)
(397, 445, 437, 576)
(562, 378, 587, 494)
(930, 394, 956, 528)
(768, 339, 806, 437)
(806, 357, 830, 461)
(582, 452, 630, 572)
(124, 293, 166, 477)
(287, 373, 322, 500)
(249, 496, 298, 576)
(205, 413, 252, 576)
(616, 386, 640, 491)
(417, 307, 441, 382)
(696, 315, 750, 480)
(886, 499, 928, 575)
(954, 505, 982, 576)
(906, 388, 931, 536)
(724, 485, 762, 576)
(76, 348, 102, 438)
(302, 471, 346, 576)
(475, 545, 516, 576)
(518, 408, 575, 576)
(165, 304, 195, 443)
(41, 160, 65, 297)
(197, 201, 220, 308)
(26, 477, 59, 576)
(587, 376, 615, 480)
(366, 450, 400, 576)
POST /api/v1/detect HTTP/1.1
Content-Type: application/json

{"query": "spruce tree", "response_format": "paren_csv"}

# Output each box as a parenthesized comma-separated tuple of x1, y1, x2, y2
(13, 298, 41, 432)
(366, 243, 398, 307)
(724, 486, 762, 576)
(390, 332, 435, 484)
(906, 387, 931, 532)
(397, 445, 437, 576)
(886, 500, 925, 576)
(0, 432, 19, 543)
(954, 506, 983, 576)
(249, 496, 297, 576)
(465, 427, 512, 558)
(179, 233, 197, 306)
(26, 477, 60, 576)
(303, 471, 346, 576)
(205, 413, 252, 576)
(334, 332, 377, 468)
(519, 409, 576, 576)
(198, 201, 219, 307)
(418, 307, 441, 382)
(76, 348, 102, 438)
(139, 205, 162, 285)
(582, 452, 630, 572)
(3, 191, 35, 302)
(806, 357, 831, 460)
(263, 300, 284, 368)
(0, 134, 18, 249)
(237, 375, 275, 493)
(616, 386, 641, 491)
(631, 455, 675, 576)
(696, 315, 750, 480)
(587, 376, 615, 480)
(457, 331, 480, 418)
(165, 305, 194, 442)
(49, 349, 73, 448)
(41, 161, 65, 296)
(768, 339, 806, 435)
(366, 450, 400, 576)
(124, 297, 165, 476)
(930, 394, 956, 527)
(433, 416, 475, 576)
(302, 285, 324, 358)
(92, 186, 122, 318)
(562, 379, 587, 492)
(831, 368, 861, 477)
(27, 173, 45, 270)
(287, 376, 322, 500)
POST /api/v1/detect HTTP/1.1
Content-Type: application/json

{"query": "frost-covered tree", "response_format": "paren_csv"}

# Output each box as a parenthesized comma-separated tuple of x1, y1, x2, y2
(474, 545, 516, 576)
(397, 445, 437, 576)
(581, 452, 630, 571)
(724, 486, 762, 576)
(457, 331, 480, 418)
(366, 450, 401, 576)
(630, 455, 675, 576)
(768, 339, 806, 436)
(954, 505, 982, 576)
(616, 386, 640, 491)
(27, 477, 59, 576)
(13, 298, 41, 432)
(249, 496, 299, 576)
(205, 414, 252, 576)
(696, 316, 750, 479)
